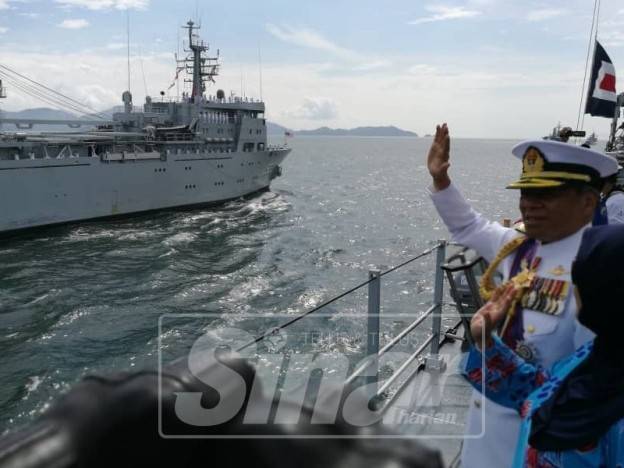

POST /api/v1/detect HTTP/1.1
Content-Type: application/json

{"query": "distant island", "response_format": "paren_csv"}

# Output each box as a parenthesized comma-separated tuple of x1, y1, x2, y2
(0, 109, 418, 137)
(267, 122, 417, 137)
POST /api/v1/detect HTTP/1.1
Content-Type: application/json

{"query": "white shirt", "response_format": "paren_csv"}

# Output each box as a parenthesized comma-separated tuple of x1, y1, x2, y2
(607, 191, 624, 224)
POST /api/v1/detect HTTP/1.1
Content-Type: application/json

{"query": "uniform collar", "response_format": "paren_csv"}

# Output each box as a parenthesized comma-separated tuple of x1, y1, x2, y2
(537, 223, 591, 247)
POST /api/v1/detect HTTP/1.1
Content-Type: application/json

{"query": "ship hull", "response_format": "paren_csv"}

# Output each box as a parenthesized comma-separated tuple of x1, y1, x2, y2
(0, 147, 290, 235)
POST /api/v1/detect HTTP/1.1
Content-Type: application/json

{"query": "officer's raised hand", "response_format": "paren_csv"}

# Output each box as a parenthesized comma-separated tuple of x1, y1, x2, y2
(470, 283, 515, 348)
(427, 123, 451, 191)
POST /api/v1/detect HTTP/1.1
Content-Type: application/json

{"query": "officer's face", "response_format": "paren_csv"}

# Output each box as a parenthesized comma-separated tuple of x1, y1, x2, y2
(519, 186, 598, 243)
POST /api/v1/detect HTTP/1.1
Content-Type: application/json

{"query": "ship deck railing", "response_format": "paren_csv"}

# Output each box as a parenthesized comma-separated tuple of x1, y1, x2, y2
(235, 240, 480, 467)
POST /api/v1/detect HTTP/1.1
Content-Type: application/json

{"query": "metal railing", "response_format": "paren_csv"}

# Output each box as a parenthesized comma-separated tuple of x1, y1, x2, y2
(235, 239, 470, 411)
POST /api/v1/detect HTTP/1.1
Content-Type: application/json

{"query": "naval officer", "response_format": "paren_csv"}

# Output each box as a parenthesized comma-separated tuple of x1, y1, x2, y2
(595, 168, 624, 225)
(425, 123, 618, 468)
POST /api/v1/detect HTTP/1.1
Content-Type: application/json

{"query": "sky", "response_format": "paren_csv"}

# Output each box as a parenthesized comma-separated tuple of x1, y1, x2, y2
(0, 0, 623, 138)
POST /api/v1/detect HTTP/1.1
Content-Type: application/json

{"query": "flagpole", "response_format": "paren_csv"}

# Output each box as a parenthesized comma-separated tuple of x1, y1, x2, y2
(595, 0, 601, 42)
(576, 0, 600, 133)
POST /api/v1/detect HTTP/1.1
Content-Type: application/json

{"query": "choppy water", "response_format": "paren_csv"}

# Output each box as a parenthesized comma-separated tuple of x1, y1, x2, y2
(0, 136, 521, 431)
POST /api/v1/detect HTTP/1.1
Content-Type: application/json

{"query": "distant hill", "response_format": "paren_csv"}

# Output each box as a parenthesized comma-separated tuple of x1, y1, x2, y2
(2, 107, 113, 121)
(295, 126, 417, 137)
(267, 123, 418, 137)
(0, 109, 417, 138)
(1, 108, 79, 120)
(0, 108, 99, 132)
(266, 121, 292, 135)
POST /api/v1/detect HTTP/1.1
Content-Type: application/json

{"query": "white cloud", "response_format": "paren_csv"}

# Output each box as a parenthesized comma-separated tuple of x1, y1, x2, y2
(55, 0, 149, 10)
(284, 97, 337, 120)
(267, 24, 360, 61)
(0, 0, 19, 10)
(408, 64, 438, 75)
(526, 8, 565, 22)
(0, 27, 7, 34)
(409, 5, 481, 25)
(0, 35, 615, 140)
(600, 17, 624, 47)
(0, 50, 595, 138)
(353, 60, 391, 71)
(0, 48, 173, 113)
(601, 30, 624, 48)
(266, 24, 390, 71)
(58, 19, 90, 29)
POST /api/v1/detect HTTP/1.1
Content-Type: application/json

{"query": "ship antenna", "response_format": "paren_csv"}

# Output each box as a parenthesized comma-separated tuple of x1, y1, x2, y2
(181, 20, 219, 103)
(189, 20, 201, 101)
(126, 9, 131, 93)
(0, 79, 5, 132)
(138, 44, 148, 96)
(258, 43, 263, 101)
(176, 26, 180, 100)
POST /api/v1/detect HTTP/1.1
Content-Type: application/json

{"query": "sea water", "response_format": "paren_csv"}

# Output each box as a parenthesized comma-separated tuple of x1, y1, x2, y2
(0, 136, 521, 431)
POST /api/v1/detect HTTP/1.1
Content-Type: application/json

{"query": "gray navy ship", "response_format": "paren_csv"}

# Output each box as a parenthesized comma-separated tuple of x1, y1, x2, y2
(0, 21, 291, 235)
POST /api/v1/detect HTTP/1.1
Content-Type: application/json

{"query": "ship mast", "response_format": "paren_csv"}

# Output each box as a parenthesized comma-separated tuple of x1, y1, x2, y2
(0, 79, 5, 131)
(179, 20, 219, 103)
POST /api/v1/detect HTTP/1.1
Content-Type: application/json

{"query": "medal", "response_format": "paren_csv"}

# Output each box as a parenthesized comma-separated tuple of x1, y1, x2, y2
(501, 255, 542, 340)
(548, 280, 564, 315)
(515, 341, 539, 363)
(535, 279, 550, 312)
(526, 277, 541, 309)
(523, 276, 570, 316)
(543, 279, 557, 314)
(548, 265, 567, 276)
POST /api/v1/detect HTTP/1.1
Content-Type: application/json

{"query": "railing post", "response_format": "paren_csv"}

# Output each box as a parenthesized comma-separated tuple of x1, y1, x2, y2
(426, 240, 447, 372)
(366, 269, 381, 400)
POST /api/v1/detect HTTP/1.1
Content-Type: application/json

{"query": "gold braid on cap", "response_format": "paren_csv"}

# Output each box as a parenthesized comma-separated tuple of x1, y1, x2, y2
(479, 236, 528, 301)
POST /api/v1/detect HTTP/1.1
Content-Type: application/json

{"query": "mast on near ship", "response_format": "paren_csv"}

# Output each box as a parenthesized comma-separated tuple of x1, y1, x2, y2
(179, 21, 220, 103)
(0, 79, 5, 131)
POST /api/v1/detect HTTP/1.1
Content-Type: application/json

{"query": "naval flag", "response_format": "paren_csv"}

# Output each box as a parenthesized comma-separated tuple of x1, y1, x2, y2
(585, 41, 617, 118)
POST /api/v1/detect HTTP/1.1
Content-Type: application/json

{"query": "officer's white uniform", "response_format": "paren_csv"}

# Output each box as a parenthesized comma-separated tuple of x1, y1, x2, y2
(430, 183, 591, 468)
(428, 140, 618, 468)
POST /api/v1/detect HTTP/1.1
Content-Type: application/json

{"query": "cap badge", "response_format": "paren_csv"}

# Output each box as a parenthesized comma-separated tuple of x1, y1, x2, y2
(522, 147, 545, 175)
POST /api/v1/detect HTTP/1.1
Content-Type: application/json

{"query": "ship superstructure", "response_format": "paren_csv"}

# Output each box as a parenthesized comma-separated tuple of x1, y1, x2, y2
(0, 21, 290, 235)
